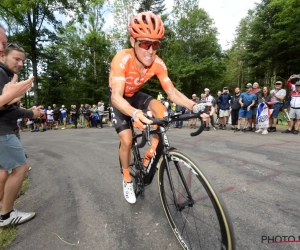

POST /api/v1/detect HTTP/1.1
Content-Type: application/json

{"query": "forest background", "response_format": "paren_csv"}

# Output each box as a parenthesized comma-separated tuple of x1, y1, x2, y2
(0, 0, 299, 107)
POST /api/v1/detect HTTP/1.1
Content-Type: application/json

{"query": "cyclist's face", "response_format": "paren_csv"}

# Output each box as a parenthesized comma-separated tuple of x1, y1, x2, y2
(131, 37, 159, 67)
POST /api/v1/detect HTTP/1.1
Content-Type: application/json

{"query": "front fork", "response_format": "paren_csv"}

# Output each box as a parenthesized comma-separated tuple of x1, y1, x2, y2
(164, 152, 194, 211)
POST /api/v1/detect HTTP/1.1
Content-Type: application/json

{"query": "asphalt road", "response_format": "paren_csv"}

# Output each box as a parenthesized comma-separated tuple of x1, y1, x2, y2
(7, 124, 300, 250)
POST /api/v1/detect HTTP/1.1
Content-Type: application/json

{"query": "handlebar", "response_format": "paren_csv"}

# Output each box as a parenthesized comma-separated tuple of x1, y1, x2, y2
(136, 109, 209, 148)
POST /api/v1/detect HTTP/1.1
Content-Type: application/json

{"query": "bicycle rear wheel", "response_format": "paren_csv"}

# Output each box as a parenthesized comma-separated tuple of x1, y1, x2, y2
(158, 150, 235, 250)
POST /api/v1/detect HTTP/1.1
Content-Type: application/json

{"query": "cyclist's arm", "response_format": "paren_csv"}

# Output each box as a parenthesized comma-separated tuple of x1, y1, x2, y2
(164, 86, 196, 111)
(155, 63, 195, 111)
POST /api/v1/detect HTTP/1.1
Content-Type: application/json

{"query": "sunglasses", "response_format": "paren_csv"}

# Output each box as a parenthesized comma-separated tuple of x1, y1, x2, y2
(275, 83, 282, 85)
(5, 43, 25, 53)
(136, 40, 161, 50)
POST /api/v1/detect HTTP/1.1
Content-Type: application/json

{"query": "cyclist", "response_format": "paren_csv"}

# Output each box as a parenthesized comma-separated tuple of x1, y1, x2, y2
(109, 11, 211, 204)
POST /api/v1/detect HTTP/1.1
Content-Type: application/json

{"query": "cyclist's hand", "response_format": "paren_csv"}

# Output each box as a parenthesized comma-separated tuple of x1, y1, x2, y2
(133, 110, 153, 131)
(193, 102, 214, 116)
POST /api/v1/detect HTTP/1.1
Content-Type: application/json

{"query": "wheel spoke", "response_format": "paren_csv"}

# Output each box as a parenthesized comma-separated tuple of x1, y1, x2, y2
(158, 151, 235, 250)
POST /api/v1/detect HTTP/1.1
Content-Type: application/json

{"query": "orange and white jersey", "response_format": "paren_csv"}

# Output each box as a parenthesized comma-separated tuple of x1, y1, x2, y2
(109, 49, 174, 97)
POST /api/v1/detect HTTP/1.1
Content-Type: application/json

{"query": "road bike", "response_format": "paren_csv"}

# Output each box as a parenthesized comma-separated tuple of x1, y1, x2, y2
(119, 111, 236, 250)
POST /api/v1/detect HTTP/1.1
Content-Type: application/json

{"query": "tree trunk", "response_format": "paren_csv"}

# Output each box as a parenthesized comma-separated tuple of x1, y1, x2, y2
(31, 41, 39, 105)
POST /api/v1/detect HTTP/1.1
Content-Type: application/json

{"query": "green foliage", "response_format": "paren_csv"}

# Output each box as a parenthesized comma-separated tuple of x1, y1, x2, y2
(38, 1, 112, 108)
(224, 0, 300, 90)
(137, 0, 166, 15)
(0, 0, 90, 104)
(1, 0, 229, 106)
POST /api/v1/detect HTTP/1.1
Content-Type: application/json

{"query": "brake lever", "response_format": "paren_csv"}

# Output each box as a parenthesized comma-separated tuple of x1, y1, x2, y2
(146, 125, 151, 145)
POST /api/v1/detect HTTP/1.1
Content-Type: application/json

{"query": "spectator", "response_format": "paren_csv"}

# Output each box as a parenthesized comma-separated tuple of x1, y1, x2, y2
(268, 81, 286, 132)
(39, 105, 47, 132)
(97, 102, 104, 129)
(190, 94, 198, 129)
(157, 91, 163, 101)
(230, 87, 241, 130)
(107, 104, 113, 127)
(170, 100, 176, 116)
(78, 104, 85, 128)
(85, 104, 91, 128)
(216, 90, 222, 124)
(91, 104, 98, 128)
(285, 74, 299, 91)
(53, 104, 60, 130)
(175, 104, 183, 128)
(0, 25, 34, 108)
(160, 97, 169, 109)
(200, 93, 206, 103)
(256, 86, 273, 134)
(0, 42, 44, 227)
(31, 115, 40, 132)
(204, 88, 215, 131)
(60, 105, 67, 129)
(218, 87, 231, 130)
(251, 82, 261, 131)
(235, 83, 257, 132)
(46, 106, 54, 130)
(282, 81, 300, 134)
(70, 104, 78, 129)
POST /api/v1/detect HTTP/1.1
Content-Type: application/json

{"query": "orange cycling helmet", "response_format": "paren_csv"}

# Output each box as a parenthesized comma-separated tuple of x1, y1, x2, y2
(129, 11, 164, 39)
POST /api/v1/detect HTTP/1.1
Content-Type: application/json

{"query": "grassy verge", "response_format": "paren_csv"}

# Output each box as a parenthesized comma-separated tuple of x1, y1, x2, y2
(0, 176, 30, 250)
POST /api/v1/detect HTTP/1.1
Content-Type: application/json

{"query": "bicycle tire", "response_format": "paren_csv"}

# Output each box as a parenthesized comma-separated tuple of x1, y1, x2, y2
(158, 150, 235, 250)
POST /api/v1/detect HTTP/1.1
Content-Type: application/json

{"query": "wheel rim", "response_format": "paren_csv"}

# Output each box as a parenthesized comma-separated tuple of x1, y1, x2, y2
(159, 151, 234, 250)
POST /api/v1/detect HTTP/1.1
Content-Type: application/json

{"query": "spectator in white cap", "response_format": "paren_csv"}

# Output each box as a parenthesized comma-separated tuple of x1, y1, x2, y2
(268, 81, 286, 132)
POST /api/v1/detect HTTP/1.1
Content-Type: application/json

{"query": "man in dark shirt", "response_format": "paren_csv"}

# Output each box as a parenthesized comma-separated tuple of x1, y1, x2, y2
(0, 43, 43, 227)
(230, 87, 241, 130)
(53, 103, 60, 129)
(218, 87, 231, 130)
(70, 104, 78, 128)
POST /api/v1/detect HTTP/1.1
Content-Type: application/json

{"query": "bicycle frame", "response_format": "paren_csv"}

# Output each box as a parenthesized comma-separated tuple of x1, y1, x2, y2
(129, 112, 205, 202)
(130, 124, 171, 187)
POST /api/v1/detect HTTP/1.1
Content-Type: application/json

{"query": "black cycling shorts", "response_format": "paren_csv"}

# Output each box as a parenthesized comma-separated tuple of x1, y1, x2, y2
(53, 114, 59, 121)
(109, 91, 154, 134)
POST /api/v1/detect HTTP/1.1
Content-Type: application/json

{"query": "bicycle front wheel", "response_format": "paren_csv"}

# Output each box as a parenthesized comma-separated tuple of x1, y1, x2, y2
(158, 150, 235, 250)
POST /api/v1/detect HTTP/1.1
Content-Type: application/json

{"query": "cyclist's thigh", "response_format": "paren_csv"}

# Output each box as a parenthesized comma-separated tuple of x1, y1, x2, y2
(110, 91, 153, 134)
(110, 104, 131, 134)
(131, 91, 154, 110)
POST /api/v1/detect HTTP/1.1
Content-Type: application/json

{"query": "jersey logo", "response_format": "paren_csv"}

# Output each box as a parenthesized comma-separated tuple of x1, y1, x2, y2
(114, 77, 125, 81)
(155, 58, 167, 70)
(120, 54, 132, 69)
(125, 76, 141, 86)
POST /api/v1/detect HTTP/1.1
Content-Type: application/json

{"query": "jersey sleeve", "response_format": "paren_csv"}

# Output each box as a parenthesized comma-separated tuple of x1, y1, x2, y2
(109, 51, 128, 90)
(154, 56, 174, 91)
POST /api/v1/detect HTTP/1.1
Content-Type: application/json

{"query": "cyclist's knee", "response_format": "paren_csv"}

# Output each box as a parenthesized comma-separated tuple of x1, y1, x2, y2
(119, 130, 132, 149)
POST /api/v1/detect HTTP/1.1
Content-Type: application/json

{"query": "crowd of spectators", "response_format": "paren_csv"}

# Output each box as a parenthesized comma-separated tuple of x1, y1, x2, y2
(20, 102, 113, 132)
(157, 77, 300, 135)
